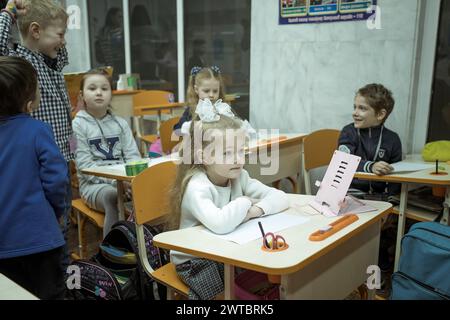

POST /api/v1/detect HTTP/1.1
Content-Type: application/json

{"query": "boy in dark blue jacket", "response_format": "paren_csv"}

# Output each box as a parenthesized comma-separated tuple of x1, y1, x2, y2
(338, 83, 402, 197)
(0, 56, 68, 299)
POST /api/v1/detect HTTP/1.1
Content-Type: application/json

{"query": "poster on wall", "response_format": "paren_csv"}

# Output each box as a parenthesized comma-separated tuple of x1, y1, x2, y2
(279, 0, 377, 25)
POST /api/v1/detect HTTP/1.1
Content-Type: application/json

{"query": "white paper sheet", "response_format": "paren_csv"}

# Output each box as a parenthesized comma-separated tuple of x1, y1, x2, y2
(391, 161, 434, 173)
(201, 212, 309, 244)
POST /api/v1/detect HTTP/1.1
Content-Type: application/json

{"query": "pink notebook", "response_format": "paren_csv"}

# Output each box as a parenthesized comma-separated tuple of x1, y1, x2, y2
(310, 150, 376, 217)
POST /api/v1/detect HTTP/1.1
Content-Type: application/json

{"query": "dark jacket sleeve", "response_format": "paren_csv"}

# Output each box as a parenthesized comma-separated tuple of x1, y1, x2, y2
(36, 124, 69, 218)
(338, 125, 373, 173)
(389, 133, 403, 164)
(387, 133, 403, 195)
(173, 107, 192, 131)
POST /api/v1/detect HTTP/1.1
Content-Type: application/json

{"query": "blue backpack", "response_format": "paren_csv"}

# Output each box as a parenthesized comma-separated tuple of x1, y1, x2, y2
(391, 222, 450, 300)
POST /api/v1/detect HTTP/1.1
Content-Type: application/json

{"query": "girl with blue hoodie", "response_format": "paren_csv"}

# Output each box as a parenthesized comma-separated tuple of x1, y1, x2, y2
(73, 69, 141, 236)
(0, 57, 68, 299)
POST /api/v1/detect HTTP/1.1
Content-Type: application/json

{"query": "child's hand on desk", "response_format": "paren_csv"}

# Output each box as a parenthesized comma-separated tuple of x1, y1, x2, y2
(243, 205, 264, 223)
(372, 161, 394, 175)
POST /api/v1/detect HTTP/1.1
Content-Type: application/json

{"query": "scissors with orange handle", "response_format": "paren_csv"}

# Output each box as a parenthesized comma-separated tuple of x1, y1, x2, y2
(263, 232, 287, 250)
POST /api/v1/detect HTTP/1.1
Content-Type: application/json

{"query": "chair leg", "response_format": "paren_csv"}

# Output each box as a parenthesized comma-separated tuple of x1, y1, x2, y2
(69, 208, 78, 226)
(358, 284, 368, 300)
(76, 211, 87, 259)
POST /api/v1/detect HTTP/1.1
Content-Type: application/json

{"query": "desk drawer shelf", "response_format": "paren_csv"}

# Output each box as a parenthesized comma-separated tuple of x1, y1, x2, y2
(392, 205, 439, 222)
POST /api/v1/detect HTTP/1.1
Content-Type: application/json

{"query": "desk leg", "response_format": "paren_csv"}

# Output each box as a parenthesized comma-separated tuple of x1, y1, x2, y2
(394, 183, 409, 272)
(224, 264, 235, 300)
(117, 181, 125, 221)
(440, 187, 449, 226)
(295, 141, 303, 194)
(157, 110, 162, 135)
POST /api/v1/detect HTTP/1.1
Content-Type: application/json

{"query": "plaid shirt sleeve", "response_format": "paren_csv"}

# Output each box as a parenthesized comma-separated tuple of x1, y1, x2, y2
(0, 11, 16, 56)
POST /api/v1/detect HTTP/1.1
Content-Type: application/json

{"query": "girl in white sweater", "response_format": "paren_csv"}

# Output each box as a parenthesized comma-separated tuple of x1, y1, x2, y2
(167, 109, 289, 300)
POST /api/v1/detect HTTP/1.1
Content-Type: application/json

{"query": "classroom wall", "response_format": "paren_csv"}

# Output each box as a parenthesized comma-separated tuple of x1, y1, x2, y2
(249, 0, 422, 154)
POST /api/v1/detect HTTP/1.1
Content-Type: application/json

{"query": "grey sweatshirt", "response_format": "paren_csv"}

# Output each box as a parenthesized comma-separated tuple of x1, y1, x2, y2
(73, 110, 141, 205)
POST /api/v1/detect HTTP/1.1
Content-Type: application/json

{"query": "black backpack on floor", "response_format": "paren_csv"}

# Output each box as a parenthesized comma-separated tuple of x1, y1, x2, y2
(69, 221, 168, 300)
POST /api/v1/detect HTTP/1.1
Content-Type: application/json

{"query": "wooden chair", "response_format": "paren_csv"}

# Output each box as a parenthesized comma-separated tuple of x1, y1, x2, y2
(133, 90, 179, 154)
(131, 161, 189, 299)
(302, 129, 341, 195)
(69, 161, 104, 260)
(159, 117, 181, 154)
(71, 199, 104, 259)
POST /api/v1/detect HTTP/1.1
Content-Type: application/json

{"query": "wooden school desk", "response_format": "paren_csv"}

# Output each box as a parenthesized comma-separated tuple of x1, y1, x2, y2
(153, 194, 392, 300)
(0, 273, 39, 300)
(81, 156, 175, 220)
(111, 90, 185, 126)
(245, 133, 308, 192)
(354, 155, 450, 271)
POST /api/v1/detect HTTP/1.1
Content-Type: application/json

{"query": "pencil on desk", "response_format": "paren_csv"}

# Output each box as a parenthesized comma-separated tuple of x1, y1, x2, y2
(258, 221, 270, 248)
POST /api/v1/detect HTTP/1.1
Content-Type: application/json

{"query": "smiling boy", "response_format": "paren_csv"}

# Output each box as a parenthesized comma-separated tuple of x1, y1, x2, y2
(1, 0, 72, 160)
(338, 83, 402, 196)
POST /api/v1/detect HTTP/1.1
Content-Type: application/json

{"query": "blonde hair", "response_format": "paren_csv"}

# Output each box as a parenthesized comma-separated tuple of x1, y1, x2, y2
(18, 0, 68, 38)
(186, 67, 227, 117)
(166, 115, 243, 231)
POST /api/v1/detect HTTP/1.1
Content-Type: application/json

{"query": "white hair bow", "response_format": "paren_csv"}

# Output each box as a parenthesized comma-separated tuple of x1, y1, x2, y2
(195, 98, 235, 122)
(241, 120, 257, 138)
(194, 98, 257, 138)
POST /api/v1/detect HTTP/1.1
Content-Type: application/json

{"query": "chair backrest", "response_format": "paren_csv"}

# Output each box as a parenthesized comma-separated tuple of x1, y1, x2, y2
(133, 90, 174, 116)
(159, 117, 181, 154)
(302, 129, 341, 194)
(131, 161, 177, 225)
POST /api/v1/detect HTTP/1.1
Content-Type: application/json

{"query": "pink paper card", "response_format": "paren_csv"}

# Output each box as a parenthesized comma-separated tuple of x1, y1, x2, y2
(309, 150, 374, 217)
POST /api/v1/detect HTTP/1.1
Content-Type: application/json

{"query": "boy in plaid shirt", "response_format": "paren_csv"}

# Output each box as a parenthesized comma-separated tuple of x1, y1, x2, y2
(1, 0, 72, 274)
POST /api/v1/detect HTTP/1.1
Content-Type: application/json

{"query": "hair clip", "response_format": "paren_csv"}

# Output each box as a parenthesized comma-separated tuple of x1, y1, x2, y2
(210, 65, 221, 74)
(190, 66, 202, 76)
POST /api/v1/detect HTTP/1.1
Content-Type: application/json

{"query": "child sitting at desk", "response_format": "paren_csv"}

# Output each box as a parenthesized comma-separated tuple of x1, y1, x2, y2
(0, 57, 68, 299)
(172, 66, 255, 149)
(173, 66, 227, 136)
(73, 68, 141, 237)
(338, 83, 402, 197)
(166, 110, 289, 300)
